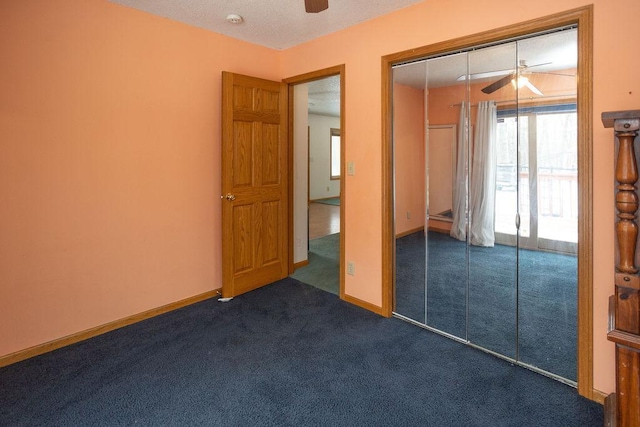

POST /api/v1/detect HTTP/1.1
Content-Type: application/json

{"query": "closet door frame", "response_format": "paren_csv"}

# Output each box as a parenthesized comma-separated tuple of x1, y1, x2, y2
(381, 6, 594, 400)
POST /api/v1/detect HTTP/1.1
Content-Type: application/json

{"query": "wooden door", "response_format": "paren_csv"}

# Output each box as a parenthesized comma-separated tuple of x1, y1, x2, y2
(221, 72, 288, 298)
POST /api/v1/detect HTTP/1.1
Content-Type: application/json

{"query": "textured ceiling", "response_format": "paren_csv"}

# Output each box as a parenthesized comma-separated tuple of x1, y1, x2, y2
(109, 0, 424, 50)
(307, 76, 340, 117)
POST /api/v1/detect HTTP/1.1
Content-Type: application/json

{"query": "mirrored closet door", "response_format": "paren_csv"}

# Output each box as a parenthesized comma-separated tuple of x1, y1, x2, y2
(392, 28, 578, 382)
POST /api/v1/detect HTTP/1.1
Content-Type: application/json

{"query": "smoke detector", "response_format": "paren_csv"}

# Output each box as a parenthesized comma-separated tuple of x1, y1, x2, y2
(226, 14, 243, 24)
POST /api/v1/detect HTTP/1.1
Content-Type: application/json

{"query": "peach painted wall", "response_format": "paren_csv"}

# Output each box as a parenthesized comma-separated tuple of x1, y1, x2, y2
(393, 83, 425, 236)
(0, 0, 280, 358)
(280, 0, 640, 395)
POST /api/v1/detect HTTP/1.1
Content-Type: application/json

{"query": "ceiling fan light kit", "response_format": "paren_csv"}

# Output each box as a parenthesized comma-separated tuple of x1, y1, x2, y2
(479, 60, 552, 95)
(511, 76, 528, 89)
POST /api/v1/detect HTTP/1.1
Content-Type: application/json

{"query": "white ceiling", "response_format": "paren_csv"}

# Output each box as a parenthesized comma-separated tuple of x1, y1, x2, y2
(307, 76, 340, 117)
(109, 0, 425, 50)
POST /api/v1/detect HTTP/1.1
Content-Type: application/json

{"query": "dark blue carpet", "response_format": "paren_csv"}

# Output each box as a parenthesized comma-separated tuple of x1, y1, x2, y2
(395, 231, 577, 381)
(1, 278, 600, 426)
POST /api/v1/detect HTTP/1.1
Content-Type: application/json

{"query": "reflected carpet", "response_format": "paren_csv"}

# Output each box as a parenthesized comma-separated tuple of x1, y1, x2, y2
(395, 231, 577, 381)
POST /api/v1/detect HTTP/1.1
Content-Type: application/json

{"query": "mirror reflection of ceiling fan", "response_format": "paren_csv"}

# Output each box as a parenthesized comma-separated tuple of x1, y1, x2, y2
(479, 60, 549, 95)
(305, 0, 329, 13)
(456, 59, 575, 95)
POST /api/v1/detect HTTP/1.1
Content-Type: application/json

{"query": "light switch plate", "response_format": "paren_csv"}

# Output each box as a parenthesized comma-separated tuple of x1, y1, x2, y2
(347, 161, 355, 176)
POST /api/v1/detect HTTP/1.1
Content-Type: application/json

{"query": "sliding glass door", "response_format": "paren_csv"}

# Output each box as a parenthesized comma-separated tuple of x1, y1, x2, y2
(495, 108, 578, 252)
(392, 28, 578, 382)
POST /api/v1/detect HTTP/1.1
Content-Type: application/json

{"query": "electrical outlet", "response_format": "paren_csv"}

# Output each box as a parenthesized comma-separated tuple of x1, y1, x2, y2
(347, 261, 355, 276)
(327, 186, 330, 191)
(407, 211, 411, 219)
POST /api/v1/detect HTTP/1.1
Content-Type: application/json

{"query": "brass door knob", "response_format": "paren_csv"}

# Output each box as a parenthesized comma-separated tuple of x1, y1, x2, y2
(224, 193, 236, 201)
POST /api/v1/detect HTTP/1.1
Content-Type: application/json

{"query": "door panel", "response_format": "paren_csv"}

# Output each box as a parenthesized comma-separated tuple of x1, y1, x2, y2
(233, 122, 253, 187)
(262, 124, 281, 184)
(222, 72, 288, 298)
(233, 204, 253, 274)
(262, 200, 281, 264)
(466, 42, 518, 359)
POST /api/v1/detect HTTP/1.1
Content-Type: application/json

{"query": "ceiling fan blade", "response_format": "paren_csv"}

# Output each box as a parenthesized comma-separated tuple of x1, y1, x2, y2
(456, 69, 512, 82)
(481, 74, 513, 94)
(522, 61, 552, 69)
(305, 0, 328, 13)
(528, 71, 576, 77)
(459, 61, 553, 82)
(524, 80, 543, 96)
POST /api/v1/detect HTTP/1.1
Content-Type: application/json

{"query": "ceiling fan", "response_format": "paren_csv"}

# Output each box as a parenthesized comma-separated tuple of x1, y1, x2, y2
(305, 0, 329, 13)
(480, 60, 549, 95)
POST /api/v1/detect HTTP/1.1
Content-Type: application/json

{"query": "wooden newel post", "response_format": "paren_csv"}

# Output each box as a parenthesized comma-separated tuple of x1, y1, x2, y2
(615, 131, 640, 274)
(602, 110, 640, 427)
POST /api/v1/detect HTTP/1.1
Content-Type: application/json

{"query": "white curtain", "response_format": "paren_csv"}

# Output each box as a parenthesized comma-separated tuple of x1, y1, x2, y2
(450, 102, 468, 241)
(469, 100, 497, 247)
